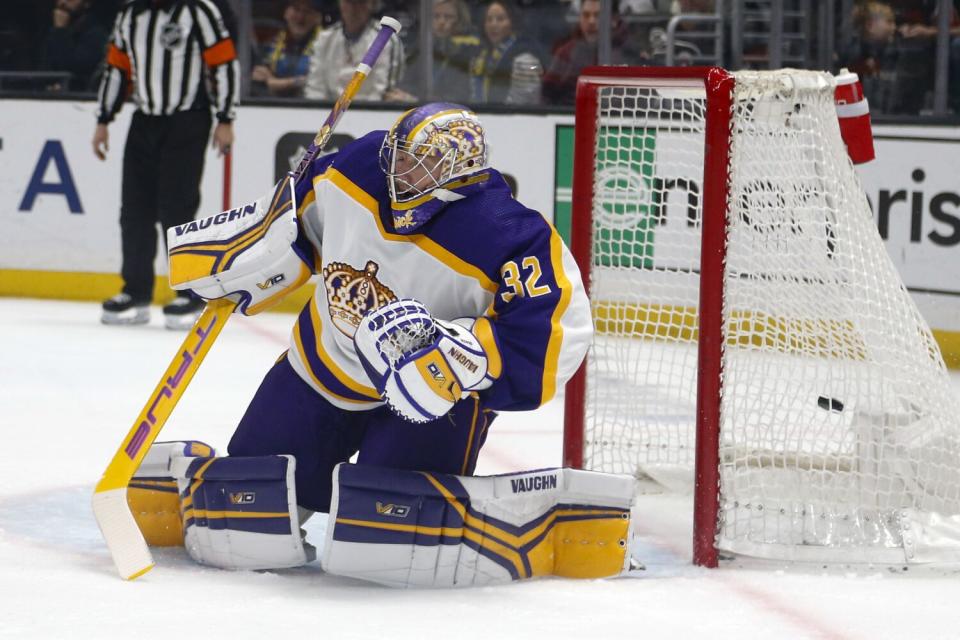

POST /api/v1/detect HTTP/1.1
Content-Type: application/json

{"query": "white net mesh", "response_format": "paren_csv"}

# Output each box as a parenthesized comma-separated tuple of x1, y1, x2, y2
(579, 69, 960, 563)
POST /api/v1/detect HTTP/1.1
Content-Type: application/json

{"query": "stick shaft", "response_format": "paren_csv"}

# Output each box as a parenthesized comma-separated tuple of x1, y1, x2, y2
(94, 299, 234, 493)
(92, 299, 233, 580)
(292, 18, 400, 182)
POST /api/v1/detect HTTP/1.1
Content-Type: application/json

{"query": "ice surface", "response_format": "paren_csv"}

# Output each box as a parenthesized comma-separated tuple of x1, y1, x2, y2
(2, 298, 960, 640)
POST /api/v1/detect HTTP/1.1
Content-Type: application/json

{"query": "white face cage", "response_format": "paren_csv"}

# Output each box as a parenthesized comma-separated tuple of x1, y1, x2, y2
(379, 135, 461, 203)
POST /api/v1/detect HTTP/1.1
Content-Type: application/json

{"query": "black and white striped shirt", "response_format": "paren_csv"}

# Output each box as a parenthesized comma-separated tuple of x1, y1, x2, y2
(96, 0, 240, 124)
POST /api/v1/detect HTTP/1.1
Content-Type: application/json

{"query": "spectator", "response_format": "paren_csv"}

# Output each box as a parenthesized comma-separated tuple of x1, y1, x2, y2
(565, 0, 672, 18)
(385, 0, 480, 103)
(469, 0, 545, 105)
(542, 0, 636, 104)
(842, 1, 901, 113)
(311, 0, 343, 27)
(514, 0, 572, 53)
(42, 0, 109, 92)
(252, 0, 323, 97)
(93, 0, 240, 329)
(893, 0, 960, 112)
(0, 1, 49, 78)
(304, 0, 405, 102)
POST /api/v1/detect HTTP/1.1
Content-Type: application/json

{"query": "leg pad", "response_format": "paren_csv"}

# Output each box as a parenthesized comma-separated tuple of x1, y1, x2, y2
(129, 441, 216, 547)
(322, 464, 636, 587)
(171, 454, 313, 570)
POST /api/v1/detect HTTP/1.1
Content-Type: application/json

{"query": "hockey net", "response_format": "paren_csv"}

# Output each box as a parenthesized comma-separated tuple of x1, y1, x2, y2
(563, 67, 960, 566)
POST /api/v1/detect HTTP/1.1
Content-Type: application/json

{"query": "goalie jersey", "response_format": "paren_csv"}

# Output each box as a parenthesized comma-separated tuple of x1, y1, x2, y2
(287, 131, 592, 412)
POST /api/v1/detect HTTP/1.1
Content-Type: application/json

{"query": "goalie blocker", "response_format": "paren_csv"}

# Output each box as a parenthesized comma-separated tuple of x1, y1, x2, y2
(129, 443, 640, 585)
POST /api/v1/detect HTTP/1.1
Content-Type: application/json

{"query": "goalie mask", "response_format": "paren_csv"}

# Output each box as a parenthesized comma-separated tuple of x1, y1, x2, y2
(379, 103, 489, 234)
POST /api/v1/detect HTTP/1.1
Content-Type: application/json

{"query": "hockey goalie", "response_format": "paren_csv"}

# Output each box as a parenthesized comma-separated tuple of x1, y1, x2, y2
(130, 103, 641, 587)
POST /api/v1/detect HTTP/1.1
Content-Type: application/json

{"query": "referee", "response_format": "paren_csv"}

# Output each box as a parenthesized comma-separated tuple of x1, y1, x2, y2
(93, 0, 240, 329)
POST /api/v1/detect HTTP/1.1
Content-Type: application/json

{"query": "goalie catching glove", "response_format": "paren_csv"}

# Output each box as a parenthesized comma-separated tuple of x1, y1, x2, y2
(354, 299, 492, 423)
(166, 175, 314, 315)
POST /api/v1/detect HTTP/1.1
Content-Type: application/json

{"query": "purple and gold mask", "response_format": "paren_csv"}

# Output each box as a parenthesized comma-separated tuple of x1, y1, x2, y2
(379, 103, 489, 233)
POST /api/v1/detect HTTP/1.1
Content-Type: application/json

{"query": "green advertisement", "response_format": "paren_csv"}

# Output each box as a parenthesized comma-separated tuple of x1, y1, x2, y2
(553, 124, 659, 269)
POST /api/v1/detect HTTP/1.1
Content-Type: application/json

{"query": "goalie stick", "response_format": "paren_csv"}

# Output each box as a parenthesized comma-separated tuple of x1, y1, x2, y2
(92, 16, 403, 580)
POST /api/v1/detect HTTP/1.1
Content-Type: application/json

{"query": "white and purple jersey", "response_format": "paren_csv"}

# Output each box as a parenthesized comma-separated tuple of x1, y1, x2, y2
(287, 131, 592, 412)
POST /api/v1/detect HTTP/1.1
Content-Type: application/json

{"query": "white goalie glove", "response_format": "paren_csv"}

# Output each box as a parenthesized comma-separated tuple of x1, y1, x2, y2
(166, 174, 313, 315)
(354, 299, 492, 423)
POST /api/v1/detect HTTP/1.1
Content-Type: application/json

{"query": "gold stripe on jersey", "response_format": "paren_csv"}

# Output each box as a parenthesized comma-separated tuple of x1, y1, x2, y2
(472, 317, 502, 379)
(305, 299, 380, 399)
(315, 169, 498, 294)
(295, 189, 323, 272)
(540, 228, 574, 405)
(296, 188, 316, 218)
(291, 320, 379, 405)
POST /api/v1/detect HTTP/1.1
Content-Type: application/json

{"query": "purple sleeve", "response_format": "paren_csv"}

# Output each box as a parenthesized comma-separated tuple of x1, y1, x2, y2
(294, 151, 339, 207)
(478, 216, 588, 412)
(292, 151, 340, 271)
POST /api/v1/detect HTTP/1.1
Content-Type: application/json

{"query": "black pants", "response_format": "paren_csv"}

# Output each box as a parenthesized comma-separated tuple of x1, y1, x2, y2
(120, 109, 212, 301)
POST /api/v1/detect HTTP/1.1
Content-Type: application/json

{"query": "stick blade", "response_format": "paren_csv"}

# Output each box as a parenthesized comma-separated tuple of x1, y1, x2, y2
(92, 487, 155, 580)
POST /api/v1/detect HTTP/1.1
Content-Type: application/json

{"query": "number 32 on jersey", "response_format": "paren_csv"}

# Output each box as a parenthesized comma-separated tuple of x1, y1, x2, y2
(500, 256, 552, 303)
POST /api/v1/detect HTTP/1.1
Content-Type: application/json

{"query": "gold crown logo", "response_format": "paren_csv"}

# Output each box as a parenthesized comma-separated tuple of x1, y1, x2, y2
(393, 210, 417, 229)
(322, 260, 397, 337)
(422, 117, 485, 166)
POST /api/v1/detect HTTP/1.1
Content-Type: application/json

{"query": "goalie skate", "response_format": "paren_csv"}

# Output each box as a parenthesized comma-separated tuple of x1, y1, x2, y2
(100, 293, 149, 326)
(163, 295, 203, 330)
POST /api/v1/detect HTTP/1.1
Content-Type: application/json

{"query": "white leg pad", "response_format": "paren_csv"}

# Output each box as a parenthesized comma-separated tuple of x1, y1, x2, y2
(170, 454, 313, 570)
(321, 464, 637, 588)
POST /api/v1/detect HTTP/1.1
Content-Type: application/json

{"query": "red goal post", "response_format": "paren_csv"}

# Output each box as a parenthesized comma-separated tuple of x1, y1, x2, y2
(563, 66, 733, 567)
(563, 66, 960, 568)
